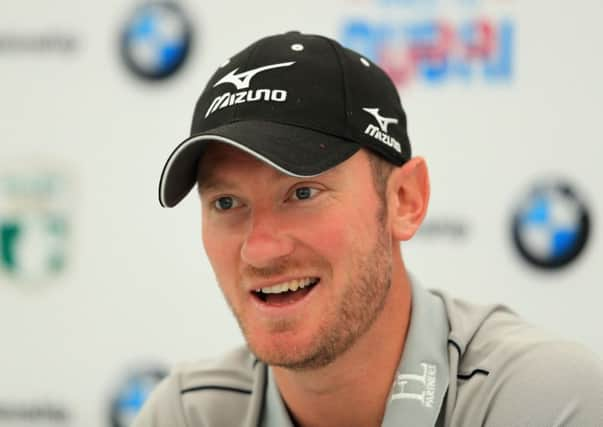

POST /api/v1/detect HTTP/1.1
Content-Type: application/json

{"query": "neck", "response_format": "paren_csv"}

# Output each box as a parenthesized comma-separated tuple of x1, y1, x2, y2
(272, 255, 412, 427)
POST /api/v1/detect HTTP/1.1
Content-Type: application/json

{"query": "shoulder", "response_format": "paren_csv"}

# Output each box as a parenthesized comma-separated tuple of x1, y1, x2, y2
(479, 338, 603, 426)
(132, 346, 266, 427)
(176, 344, 260, 393)
(432, 290, 603, 426)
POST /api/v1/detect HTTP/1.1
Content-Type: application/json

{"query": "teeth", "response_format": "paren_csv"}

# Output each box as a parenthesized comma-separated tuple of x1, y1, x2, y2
(255, 277, 317, 294)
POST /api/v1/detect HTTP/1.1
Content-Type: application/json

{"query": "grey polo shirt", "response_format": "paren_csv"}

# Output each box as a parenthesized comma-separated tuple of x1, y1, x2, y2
(261, 281, 450, 427)
(133, 281, 603, 427)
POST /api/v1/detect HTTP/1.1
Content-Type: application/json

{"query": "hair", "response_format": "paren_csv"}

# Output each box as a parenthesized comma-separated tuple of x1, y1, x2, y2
(366, 150, 396, 205)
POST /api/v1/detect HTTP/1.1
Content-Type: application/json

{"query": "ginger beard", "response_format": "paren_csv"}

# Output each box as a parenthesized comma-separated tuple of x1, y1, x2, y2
(220, 206, 393, 371)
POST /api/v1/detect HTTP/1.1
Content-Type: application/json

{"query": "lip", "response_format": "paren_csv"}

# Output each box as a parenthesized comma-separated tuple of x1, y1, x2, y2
(247, 277, 321, 317)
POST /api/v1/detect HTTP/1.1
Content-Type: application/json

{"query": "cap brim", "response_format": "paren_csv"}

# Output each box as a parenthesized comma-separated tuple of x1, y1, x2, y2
(158, 120, 360, 207)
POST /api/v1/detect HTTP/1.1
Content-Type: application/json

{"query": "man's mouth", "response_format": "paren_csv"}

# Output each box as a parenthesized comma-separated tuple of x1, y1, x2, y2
(252, 277, 320, 306)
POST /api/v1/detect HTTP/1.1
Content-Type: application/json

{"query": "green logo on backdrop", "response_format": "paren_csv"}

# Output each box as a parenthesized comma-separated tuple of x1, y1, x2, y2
(0, 170, 71, 285)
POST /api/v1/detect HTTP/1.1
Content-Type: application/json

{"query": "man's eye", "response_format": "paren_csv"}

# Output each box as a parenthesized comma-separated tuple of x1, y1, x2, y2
(214, 196, 240, 210)
(291, 187, 319, 201)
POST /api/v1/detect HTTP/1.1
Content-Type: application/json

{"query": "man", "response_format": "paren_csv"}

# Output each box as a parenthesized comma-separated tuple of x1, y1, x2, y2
(135, 31, 603, 426)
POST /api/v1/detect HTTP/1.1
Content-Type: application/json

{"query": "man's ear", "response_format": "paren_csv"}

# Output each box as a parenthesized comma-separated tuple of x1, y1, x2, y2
(386, 157, 430, 241)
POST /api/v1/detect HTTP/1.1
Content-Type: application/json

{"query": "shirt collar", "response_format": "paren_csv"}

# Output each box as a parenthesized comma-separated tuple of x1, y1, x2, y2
(261, 367, 294, 427)
(381, 280, 449, 427)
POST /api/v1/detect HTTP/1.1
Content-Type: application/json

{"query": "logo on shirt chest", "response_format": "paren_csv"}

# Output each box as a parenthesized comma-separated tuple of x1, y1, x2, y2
(391, 362, 437, 408)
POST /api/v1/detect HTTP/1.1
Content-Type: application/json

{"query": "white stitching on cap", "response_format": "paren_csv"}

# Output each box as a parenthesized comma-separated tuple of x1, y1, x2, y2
(291, 43, 304, 51)
(360, 57, 370, 67)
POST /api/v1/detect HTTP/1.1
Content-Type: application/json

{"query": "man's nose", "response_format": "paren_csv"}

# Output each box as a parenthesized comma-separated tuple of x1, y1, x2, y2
(240, 209, 295, 268)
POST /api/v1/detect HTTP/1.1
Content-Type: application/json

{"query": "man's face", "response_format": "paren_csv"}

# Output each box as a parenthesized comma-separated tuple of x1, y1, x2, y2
(198, 144, 393, 370)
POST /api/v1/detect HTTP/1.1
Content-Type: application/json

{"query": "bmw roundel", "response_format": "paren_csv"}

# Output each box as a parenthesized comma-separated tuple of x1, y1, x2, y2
(121, 2, 193, 80)
(110, 367, 167, 427)
(512, 180, 590, 270)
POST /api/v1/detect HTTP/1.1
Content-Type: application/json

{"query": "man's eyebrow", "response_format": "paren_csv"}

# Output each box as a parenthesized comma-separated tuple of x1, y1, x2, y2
(197, 176, 235, 194)
(197, 165, 337, 194)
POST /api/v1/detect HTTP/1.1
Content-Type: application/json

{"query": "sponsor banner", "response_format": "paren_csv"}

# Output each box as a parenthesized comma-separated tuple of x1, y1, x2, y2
(0, 401, 71, 426)
(339, 0, 515, 88)
(0, 163, 74, 287)
(416, 217, 469, 240)
(0, 32, 78, 55)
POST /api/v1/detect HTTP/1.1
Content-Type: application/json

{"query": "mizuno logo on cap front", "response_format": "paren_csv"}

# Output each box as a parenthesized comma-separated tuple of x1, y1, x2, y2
(213, 62, 296, 90)
(205, 62, 296, 118)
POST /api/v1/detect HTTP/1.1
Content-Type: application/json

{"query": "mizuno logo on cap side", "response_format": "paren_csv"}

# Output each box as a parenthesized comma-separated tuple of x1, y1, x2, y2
(362, 107, 402, 154)
(362, 108, 398, 133)
(213, 62, 296, 90)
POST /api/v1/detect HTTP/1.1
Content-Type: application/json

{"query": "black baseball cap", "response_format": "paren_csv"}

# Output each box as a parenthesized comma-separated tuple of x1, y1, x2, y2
(159, 31, 411, 207)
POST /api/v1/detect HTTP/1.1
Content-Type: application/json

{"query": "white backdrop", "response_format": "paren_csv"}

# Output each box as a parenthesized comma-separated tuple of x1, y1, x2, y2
(1, 0, 601, 425)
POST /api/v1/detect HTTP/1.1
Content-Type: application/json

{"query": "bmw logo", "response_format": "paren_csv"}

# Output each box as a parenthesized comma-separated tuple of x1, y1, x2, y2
(109, 367, 167, 427)
(512, 180, 591, 270)
(121, 2, 193, 80)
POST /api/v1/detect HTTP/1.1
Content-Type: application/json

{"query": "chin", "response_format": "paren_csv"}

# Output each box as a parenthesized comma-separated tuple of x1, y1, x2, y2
(248, 332, 340, 370)
(248, 333, 310, 365)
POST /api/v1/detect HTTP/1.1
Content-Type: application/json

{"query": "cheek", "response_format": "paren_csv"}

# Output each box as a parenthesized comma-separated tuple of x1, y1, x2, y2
(308, 221, 347, 255)
(300, 208, 370, 263)
(202, 220, 242, 286)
